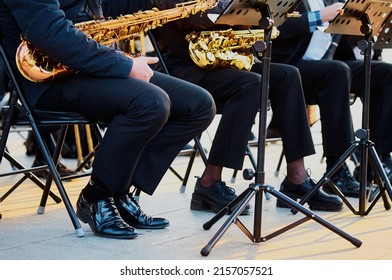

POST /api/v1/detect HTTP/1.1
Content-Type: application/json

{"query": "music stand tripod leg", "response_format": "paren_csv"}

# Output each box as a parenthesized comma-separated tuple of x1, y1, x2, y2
(201, 186, 257, 256)
(353, 15, 392, 215)
(292, 130, 392, 215)
(297, 21, 392, 216)
(363, 143, 392, 212)
(291, 142, 360, 214)
(201, 181, 362, 256)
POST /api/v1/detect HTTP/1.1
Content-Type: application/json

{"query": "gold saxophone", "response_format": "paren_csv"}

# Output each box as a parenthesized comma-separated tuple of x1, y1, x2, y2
(16, 0, 217, 82)
(186, 27, 280, 71)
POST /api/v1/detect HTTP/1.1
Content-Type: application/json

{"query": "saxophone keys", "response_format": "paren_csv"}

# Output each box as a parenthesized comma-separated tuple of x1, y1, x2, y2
(206, 52, 215, 62)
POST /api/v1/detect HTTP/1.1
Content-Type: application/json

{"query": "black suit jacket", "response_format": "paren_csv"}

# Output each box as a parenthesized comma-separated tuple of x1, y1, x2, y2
(0, 0, 154, 106)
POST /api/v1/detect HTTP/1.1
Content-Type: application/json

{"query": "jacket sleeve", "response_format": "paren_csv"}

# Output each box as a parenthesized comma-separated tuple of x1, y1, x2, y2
(4, 0, 133, 78)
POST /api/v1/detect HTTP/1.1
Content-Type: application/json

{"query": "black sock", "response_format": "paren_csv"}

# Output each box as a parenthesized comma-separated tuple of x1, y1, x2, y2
(81, 175, 112, 203)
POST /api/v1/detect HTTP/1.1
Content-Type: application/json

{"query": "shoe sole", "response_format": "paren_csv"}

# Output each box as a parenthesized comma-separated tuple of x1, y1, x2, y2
(76, 206, 138, 239)
(276, 191, 343, 212)
(322, 186, 360, 198)
(126, 222, 170, 230)
(190, 193, 251, 215)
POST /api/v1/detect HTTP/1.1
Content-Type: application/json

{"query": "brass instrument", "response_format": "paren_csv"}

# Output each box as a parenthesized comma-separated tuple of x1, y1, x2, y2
(186, 27, 280, 71)
(16, 0, 217, 82)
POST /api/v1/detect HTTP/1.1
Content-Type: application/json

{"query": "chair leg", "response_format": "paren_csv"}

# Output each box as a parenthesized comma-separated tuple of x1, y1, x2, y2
(38, 125, 68, 212)
(73, 124, 95, 171)
(275, 149, 285, 177)
(34, 124, 84, 237)
(194, 136, 208, 164)
(73, 125, 84, 166)
(180, 136, 208, 193)
(73, 124, 102, 173)
(2, 150, 62, 203)
(1, 105, 62, 205)
(180, 147, 198, 193)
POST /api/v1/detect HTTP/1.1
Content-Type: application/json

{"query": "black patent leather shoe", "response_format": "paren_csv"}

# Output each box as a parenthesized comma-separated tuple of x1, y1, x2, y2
(76, 194, 138, 239)
(276, 177, 343, 212)
(114, 193, 169, 229)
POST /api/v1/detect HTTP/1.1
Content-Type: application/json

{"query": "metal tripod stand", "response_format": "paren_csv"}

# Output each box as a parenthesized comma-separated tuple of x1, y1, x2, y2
(200, 2, 362, 257)
(292, 5, 392, 217)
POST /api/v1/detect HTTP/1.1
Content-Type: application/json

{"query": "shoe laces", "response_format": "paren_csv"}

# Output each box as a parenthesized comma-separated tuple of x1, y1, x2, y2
(332, 163, 356, 182)
(125, 193, 155, 222)
(98, 199, 124, 223)
(340, 165, 356, 182)
(217, 181, 236, 196)
(305, 169, 317, 185)
(127, 193, 143, 212)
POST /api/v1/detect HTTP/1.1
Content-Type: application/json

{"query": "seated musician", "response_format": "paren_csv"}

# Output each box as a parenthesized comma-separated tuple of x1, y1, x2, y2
(271, 0, 392, 192)
(150, 0, 343, 212)
(0, 0, 216, 239)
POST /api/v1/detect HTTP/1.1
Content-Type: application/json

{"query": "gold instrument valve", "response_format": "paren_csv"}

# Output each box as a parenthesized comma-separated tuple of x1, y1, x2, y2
(186, 27, 280, 71)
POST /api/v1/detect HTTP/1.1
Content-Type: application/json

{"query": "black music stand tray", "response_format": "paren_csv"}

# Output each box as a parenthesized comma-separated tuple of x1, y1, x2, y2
(200, 0, 362, 257)
(293, 0, 392, 217)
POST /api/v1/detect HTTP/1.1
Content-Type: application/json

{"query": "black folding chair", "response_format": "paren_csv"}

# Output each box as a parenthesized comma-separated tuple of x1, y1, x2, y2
(0, 38, 103, 236)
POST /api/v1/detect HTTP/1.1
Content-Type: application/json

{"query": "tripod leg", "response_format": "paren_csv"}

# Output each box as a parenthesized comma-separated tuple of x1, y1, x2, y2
(270, 188, 362, 247)
(203, 187, 254, 230)
(291, 143, 359, 214)
(201, 185, 362, 257)
(201, 187, 257, 256)
(367, 145, 392, 209)
(274, 149, 284, 177)
(369, 145, 392, 198)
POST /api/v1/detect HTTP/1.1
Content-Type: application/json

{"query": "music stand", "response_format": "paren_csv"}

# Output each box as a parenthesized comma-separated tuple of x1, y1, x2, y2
(293, 0, 392, 216)
(199, 0, 362, 257)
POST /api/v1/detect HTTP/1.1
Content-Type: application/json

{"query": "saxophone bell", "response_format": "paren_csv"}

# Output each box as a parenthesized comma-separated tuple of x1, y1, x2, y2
(16, 39, 73, 82)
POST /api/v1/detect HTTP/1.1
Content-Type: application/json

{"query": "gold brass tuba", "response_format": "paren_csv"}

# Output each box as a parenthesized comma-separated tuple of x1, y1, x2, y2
(186, 27, 279, 71)
(16, 0, 217, 82)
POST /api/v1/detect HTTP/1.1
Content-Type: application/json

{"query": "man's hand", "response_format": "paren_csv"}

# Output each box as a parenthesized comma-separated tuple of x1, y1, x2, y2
(320, 3, 345, 23)
(129, 56, 159, 82)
